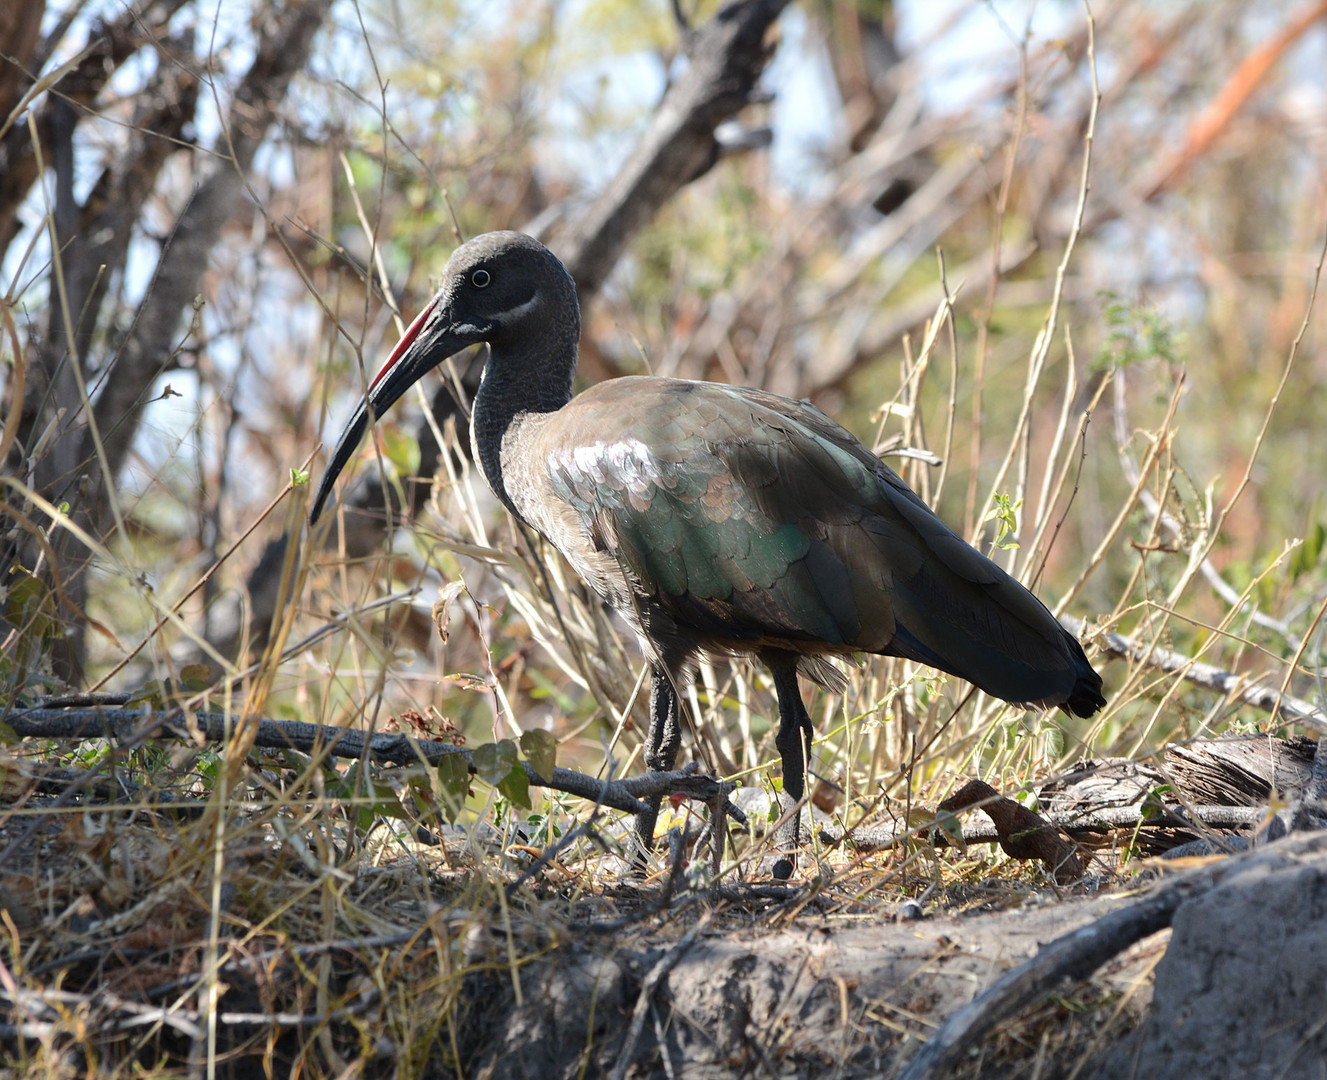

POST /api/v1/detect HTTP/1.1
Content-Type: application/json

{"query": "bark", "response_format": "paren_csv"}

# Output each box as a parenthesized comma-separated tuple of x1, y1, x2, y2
(87, 0, 335, 492)
(0, 2, 44, 129)
(0, 0, 193, 260)
(3, 0, 334, 681)
(557, 0, 790, 301)
(0, 705, 744, 822)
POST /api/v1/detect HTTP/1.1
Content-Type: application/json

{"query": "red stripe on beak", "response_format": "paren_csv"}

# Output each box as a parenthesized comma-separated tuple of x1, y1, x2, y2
(371, 301, 435, 391)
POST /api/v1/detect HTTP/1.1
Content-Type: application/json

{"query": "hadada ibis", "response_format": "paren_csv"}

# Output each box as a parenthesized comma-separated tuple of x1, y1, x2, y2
(310, 231, 1105, 878)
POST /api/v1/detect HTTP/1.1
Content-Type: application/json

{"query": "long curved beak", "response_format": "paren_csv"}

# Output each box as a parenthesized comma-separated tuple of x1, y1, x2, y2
(309, 299, 483, 524)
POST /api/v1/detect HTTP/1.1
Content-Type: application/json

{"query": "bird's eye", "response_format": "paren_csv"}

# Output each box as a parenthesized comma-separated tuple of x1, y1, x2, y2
(470, 269, 491, 288)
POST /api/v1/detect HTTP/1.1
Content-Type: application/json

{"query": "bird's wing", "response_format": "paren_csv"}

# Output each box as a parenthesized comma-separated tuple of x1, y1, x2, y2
(539, 382, 831, 645)
(542, 378, 1089, 707)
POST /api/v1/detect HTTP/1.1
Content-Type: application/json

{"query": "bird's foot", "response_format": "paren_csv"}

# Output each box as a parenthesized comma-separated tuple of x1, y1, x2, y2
(630, 799, 664, 878)
(767, 796, 803, 881)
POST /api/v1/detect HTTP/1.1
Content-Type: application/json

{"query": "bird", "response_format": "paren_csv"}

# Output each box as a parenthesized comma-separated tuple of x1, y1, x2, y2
(310, 231, 1105, 879)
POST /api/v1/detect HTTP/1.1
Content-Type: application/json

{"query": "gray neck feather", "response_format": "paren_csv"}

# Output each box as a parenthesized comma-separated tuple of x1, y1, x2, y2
(470, 288, 579, 520)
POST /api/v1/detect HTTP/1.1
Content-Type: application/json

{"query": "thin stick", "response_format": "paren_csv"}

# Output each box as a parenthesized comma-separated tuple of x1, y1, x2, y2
(1061, 613, 1326, 731)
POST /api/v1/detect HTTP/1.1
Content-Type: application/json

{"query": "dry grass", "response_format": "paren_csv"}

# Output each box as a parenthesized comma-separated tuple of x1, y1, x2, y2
(3, 239, 1319, 1072)
(4, 5, 1327, 1077)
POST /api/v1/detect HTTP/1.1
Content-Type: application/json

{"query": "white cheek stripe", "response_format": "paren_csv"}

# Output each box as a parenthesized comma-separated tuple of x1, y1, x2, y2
(494, 295, 540, 325)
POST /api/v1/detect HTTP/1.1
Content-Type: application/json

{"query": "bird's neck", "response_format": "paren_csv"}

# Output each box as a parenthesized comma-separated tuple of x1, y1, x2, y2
(471, 335, 576, 519)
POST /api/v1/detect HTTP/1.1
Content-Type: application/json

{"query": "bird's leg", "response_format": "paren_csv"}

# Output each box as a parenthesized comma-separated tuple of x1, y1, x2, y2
(632, 666, 682, 871)
(768, 656, 814, 881)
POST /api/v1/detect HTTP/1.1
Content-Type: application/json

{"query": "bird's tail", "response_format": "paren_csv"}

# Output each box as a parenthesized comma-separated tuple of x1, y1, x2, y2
(1061, 638, 1106, 718)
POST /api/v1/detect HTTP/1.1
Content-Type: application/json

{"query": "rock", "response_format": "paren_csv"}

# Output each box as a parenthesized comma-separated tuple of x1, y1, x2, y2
(1096, 836, 1327, 1080)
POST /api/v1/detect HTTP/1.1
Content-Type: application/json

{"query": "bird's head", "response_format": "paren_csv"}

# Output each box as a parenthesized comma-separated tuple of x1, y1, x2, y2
(309, 231, 578, 523)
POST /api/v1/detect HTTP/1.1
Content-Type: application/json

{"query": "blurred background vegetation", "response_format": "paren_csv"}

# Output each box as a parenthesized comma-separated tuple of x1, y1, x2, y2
(3, 0, 1326, 808)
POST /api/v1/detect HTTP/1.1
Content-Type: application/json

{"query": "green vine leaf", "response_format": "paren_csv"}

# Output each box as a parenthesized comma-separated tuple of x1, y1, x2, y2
(471, 739, 518, 785)
(520, 729, 557, 781)
(436, 754, 470, 823)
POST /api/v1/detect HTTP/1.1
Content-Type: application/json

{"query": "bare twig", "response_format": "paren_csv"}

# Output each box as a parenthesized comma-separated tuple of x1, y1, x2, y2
(559, 0, 790, 301)
(1138, 0, 1327, 198)
(1062, 614, 1327, 732)
(821, 803, 1268, 854)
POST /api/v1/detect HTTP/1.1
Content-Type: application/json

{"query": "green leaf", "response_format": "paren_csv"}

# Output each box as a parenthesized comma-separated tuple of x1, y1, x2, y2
(1093, 292, 1179, 372)
(1307, 521, 1325, 567)
(327, 769, 407, 829)
(291, 466, 310, 486)
(932, 809, 967, 853)
(472, 739, 518, 785)
(524, 668, 578, 712)
(405, 772, 437, 820)
(1140, 783, 1173, 821)
(380, 424, 421, 479)
(436, 754, 470, 823)
(124, 679, 166, 709)
(179, 664, 212, 693)
(519, 729, 557, 781)
(1290, 522, 1325, 582)
(498, 763, 532, 811)
(360, 779, 407, 829)
(5, 572, 58, 643)
(984, 492, 1023, 552)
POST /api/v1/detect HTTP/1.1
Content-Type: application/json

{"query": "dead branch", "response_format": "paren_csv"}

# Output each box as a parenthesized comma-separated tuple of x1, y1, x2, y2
(822, 804, 1267, 854)
(1139, 0, 1327, 199)
(89, 0, 336, 493)
(1291, 733, 1327, 832)
(0, 984, 379, 1043)
(30, 42, 200, 507)
(895, 868, 1199, 1080)
(1063, 613, 1327, 732)
(2, 705, 742, 821)
(0, 0, 193, 256)
(609, 912, 712, 1080)
(558, 0, 789, 302)
(8, 0, 336, 683)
